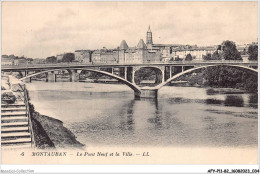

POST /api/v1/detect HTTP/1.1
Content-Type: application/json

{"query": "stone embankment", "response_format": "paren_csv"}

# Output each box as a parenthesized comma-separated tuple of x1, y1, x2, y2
(1, 75, 34, 149)
(1, 75, 84, 149)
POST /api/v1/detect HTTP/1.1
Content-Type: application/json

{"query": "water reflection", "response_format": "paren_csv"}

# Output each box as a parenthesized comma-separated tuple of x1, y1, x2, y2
(249, 94, 258, 108)
(146, 99, 163, 129)
(206, 88, 245, 95)
(224, 95, 244, 107)
(206, 88, 219, 95)
(118, 98, 165, 130)
(205, 99, 222, 105)
(205, 94, 257, 108)
(26, 82, 258, 147)
(167, 97, 193, 104)
(118, 100, 135, 131)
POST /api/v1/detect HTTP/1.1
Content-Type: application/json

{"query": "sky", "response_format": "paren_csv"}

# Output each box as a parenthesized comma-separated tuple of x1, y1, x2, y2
(1, 1, 258, 59)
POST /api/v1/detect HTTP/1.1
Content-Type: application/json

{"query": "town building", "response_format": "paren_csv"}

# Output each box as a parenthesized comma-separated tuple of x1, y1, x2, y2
(56, 54, 64, 61)
(118, 39, 161, 64)
(171, 46, 216, 60)
(74, 50, 92, 63)
(14, 58, 27, 66)
(100, 50, 118, 64)
(91, 38, 162, 64)
(54, 27, 259, 64)
(32, 58, 46, 64)
(2, 57, 14, 66)
(92, 48, 118, 64)
(145, 26, 217, 61)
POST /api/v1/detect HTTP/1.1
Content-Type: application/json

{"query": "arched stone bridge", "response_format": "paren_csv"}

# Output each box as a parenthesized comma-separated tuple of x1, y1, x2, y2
(2, 61, 258, 98)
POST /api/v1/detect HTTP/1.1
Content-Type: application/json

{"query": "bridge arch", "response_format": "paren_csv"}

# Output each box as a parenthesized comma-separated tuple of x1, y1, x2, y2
(133, 65, 164, 75)
(154, 64, 258, 90)
(133, 65, 165, 85)
(20, 68, 141, 93)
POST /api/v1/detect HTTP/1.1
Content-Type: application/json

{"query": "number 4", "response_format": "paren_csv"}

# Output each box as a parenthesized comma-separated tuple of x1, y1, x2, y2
(20, 152, 24, 156)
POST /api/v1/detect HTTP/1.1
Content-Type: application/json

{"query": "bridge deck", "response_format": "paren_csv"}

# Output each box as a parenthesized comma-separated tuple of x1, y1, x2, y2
(1, 61, 258, 71)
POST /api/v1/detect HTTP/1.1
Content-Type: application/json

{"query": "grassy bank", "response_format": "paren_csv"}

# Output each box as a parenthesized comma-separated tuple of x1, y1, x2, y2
(31, 111, 85, 149)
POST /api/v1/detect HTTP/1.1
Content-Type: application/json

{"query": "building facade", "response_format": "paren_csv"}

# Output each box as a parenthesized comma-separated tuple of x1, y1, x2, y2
(146, 26, 218, 61)
(14, 58, 27, 66)
(2, 58, 14, 66)
(92, 49, 118, 64)
(118, 39, 161, 64)
(56, 54, 64, 61)
(32, 58, 46, 64)
(74, 50, 92, 63)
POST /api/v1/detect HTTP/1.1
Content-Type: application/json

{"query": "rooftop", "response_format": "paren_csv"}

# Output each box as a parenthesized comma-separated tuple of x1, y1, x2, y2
(75, 50, 91, 52)
(137, 39, 147, 49)
(119, 40, 129, 50)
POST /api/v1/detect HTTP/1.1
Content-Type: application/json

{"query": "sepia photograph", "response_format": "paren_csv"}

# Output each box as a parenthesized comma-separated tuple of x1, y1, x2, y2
(0, 1, 258, 172)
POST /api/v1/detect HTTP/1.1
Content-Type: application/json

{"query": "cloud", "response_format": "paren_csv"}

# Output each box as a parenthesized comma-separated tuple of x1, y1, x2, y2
(2, 1, 258, 58)
(57, 8, 77, 19)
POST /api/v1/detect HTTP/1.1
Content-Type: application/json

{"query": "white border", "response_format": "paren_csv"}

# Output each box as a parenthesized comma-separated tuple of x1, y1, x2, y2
(0, 0, 259, 173)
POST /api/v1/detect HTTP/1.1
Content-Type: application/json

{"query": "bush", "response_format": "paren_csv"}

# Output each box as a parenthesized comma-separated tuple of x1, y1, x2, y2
(203, 66, 257, 92)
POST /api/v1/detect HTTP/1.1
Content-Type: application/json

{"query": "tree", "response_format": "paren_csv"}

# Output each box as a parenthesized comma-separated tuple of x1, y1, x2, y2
(26, 58, 33, 61)
(240, 48, 247, 55)
(203, 53, 212, 61)
(221, 40, 242, 60)
(62, 53, 75, 62)
(175, 56, 182, 61)
(46, 56, 57, 63)
(8, 54, 16, 59)
(2, 55, 8, 58)
(185, 54, 192, 61)
(134, 68, 161, 85)
(211, 51, 221, 60)
(248, 44, 258, 60)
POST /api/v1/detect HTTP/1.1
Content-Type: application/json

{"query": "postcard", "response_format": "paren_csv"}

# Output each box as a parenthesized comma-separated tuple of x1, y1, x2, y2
(1, 1, 258, 168)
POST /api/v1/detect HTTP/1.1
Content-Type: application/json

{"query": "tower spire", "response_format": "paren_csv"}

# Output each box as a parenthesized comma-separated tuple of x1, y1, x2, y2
(148, 25, 151, 32)
(146, 25, 153, 44)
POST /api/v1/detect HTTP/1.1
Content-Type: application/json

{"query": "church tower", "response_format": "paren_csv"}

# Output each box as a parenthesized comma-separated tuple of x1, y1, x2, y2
(146, 25, 153, 45)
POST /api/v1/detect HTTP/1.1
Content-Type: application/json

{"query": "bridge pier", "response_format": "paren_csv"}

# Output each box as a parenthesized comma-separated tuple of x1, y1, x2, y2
(111, 67, 114, 74)
(132, 71, 136, 84)
(169, 66, 172, 78)
(162, 70, 165, 82)
(126, 67, 133, 82)
(135, 89, 158, 99)
(24, 77, 32, 83)
(124, 67, 127, 80)
(69, 70, 80, 82)
(47, 71, 56, 82)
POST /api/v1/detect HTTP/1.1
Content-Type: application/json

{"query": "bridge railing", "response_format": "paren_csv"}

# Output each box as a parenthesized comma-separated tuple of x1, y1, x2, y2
(144, 60, 257, 64)
(1, 62, 90, 67)
(23, 88, 35, 148)
(1, 60, 258, 69)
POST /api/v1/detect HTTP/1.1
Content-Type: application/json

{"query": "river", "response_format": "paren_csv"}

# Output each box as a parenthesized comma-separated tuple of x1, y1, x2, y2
(26, 81, 258, 147)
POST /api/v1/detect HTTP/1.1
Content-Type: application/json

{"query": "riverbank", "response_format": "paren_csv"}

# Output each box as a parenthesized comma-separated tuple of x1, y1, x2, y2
(171, 83, 250, 94)
(173, 68, 258, 93)
(31, 110, 85, 149)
